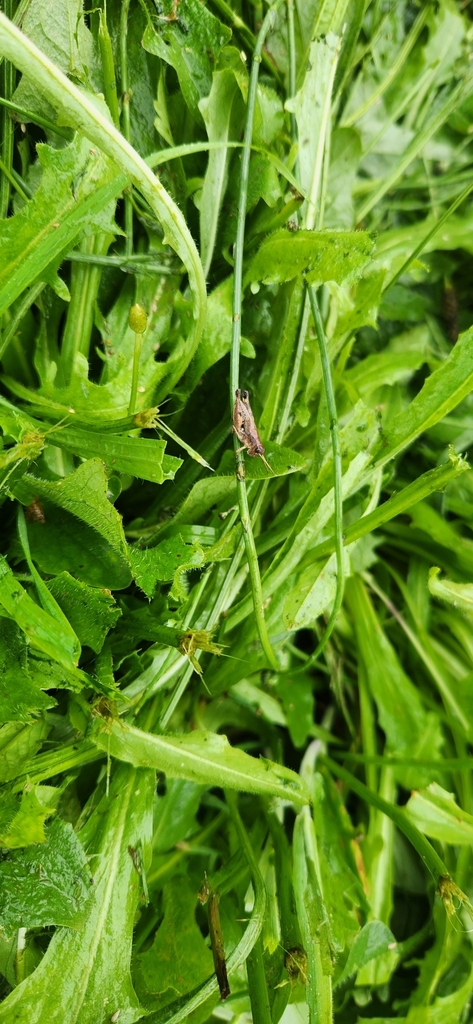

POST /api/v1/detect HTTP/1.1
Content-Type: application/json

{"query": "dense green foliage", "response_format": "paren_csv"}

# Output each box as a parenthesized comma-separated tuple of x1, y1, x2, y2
(1, 0, 473, 1020)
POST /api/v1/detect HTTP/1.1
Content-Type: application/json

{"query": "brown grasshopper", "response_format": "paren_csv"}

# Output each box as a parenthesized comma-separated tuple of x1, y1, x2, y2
(232, 389, 272, 474)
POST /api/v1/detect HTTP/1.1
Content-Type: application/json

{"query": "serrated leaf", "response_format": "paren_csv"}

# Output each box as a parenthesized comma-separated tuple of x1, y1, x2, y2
(217, 440, 306, 479)
(0, 137, 123, 314)
(129, 535, 205, 600)
(0, 785, 58, 849)
(12, 459, 129, 559)
(47, 572, 121, 653)
(92, 721, 310, 806)
(245, 229, 374, 289)
(374, 326, 473, 468)
(134, 874, 214, 1010)
(0, 818, 91, 931)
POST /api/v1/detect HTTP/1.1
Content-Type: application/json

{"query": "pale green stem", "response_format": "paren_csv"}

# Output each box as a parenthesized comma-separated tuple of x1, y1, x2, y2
(305, 286, 344, 663)
(128, 330, 143, 416)
(99, 5, 120, 128)
(119, 0, 133, 256)
(229, 0, 285, 673)
(0, 281, 45, 364)
(321, 755, 456, 891)
(0, 95, 72, 138)
(386, 176, 473, 290)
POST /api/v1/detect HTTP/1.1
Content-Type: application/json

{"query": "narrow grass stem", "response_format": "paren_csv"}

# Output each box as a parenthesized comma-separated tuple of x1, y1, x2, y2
(98, 5, 120, 128)
(386, 176, 473, 290)
(320, 755, 460, 897)
(230, 0, 285, 673)
(0, 0, 14, 219)
(306, 285, 344, 663)
(128, 331, 143, 416)
(0, 281, 45, 363)
(0, 94, 73, 138)
(119, 0, 133, 256)
(246, 935, 273, 1024)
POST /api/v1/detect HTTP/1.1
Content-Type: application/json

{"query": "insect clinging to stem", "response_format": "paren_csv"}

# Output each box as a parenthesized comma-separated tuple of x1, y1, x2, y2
(232, 389, 273, 474)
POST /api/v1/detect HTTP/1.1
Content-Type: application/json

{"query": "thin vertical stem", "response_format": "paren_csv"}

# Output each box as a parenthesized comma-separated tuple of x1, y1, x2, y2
(0, 0, 14, 219)
(120, 0, 133, 256)
(246, 935, 273, 1024)
(229, 0, 285, 673)
(306, 286, 344, 662)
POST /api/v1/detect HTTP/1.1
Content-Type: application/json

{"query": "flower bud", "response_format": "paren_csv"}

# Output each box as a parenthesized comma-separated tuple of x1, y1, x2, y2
(128, 303, 148, 333)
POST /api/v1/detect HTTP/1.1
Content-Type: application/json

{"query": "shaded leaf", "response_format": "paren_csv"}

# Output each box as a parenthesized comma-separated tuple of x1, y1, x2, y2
(47, 572, 121, 653)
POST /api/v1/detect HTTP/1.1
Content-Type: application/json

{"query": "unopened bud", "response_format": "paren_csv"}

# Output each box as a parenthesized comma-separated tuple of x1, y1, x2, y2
(128, 303, 148, 334)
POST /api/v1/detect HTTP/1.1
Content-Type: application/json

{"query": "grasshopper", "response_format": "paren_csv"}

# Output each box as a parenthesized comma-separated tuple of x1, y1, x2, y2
(232, 389, 272, 474)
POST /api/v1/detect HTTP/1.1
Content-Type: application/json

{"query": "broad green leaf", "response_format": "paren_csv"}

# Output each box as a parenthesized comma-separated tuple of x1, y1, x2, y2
(0, 559, 80, 671)
(334, 921, 396, 989)
(373, 326, 473, 468)
(231, 679, 287, 727)
(13, 459, 129, 559)
(185, 276, 233, 387)
(0, 785, 58, 849)
(310, 454, 469, 564)
(134, 874, 214, 1011)
(311, 772, 368, 952)
(0, 620, 56, 723)
(405, 783, 473, 845)
(51, 427, 182, 484)
(47, 572, 121, 653)
(169, 476, 235, 528)
(92, 721, 310, 806)
(0, 765, 154, 1023)
(18, 502, 132, 590)
(217, 441, 306, 479)
(245, 229, 374, 288)
(0, 719, 49, 782)
(142, 1, 232, 123)
(283, 548, 350, 630)
(129, 535, 205, 600)
(276, 675, 314, 749)
(0, 818, 91, 930)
